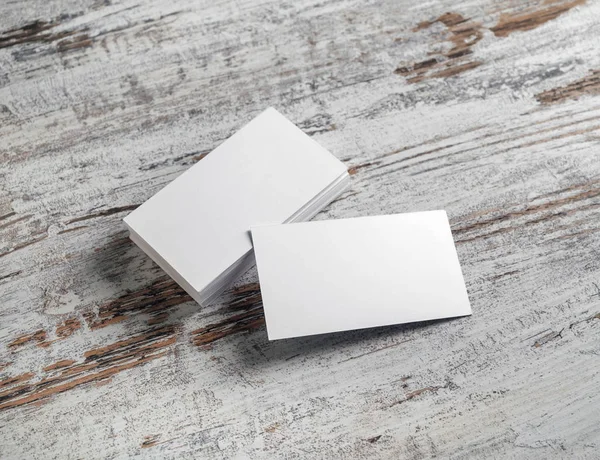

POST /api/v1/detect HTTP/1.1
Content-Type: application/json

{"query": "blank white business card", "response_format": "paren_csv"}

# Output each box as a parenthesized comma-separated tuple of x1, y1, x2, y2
(124, 107, 349, 305)
(251, 210, 471, 340)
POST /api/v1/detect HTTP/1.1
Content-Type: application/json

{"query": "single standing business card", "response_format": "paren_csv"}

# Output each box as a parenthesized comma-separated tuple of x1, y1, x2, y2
(251, 210, 471, 340)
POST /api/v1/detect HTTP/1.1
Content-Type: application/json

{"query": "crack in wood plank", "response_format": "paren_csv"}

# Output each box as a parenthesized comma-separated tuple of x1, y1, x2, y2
(387, 381, 452, 408)
(0, 234, 48, 259)
(0, 212, 16, 221)
(66, 204, 140, 224)
(366, 435, 382, 443)
(347, 161, 380, 176)
(0, 214, 32, 230)
(0, 270, 22, 282)
(0, 18, 89, 52)
(533, 329, 564, 347)
(57, 225, 88, 235)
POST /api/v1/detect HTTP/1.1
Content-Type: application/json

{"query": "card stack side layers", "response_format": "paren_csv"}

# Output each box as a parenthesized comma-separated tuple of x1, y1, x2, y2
(124, 108, 350, 305)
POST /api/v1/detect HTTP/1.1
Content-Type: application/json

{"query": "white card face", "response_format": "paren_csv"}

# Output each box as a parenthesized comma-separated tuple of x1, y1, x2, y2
(251, 211, 472, 340)
(124, 108, 347, 294)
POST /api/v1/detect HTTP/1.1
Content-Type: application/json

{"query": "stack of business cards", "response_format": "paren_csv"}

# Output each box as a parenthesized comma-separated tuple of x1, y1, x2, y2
(124, 108, 349, 305)
(251, 210, 471, 340)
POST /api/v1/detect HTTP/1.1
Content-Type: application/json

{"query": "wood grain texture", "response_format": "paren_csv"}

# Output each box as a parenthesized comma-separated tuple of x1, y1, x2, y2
(1, 0, 600, 458)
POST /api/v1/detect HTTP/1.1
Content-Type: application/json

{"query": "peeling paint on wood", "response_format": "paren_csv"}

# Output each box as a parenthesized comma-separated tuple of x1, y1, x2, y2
(191, 284, 265, 347)
(395, 12, 483, 83)
(8, 330, 48, 349)
(491, 0, 586, 37)
(83, 276, 191, 330)
(55, 319, 81, 338)
(0, 326, 177, 411)
(190, 308, 265, 347)
(43, 360, 76, 371)
(536, 69, 600, 104)
(0, 372, 34, 389)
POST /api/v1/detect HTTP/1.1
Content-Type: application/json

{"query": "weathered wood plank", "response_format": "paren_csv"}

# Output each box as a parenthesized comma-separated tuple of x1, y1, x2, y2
(1, 0, 600, 458)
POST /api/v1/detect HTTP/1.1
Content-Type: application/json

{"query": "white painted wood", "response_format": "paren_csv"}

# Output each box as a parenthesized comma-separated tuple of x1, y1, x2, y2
(1, 0, 599, 458)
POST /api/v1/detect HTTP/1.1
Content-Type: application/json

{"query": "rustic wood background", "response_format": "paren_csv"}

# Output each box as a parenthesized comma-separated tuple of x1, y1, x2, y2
(1, 0, 599, 458)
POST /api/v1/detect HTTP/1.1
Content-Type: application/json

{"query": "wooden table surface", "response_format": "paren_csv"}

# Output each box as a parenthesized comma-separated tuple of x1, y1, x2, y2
(1, 0, 600, 458)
